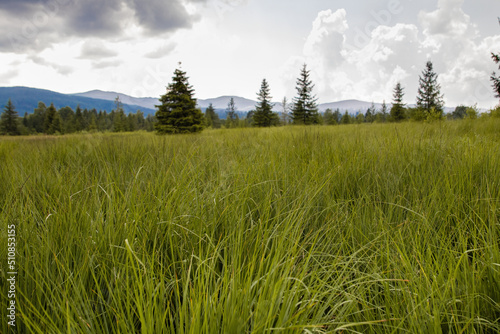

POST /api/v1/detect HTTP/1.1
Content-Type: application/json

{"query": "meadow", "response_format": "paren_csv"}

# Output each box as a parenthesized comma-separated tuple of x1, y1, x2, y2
(0, 119, 499, 333)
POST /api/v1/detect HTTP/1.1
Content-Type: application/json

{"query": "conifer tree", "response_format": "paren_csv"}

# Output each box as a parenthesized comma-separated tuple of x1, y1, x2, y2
(323, 108, 336, 125)
(205, 104, 214, 128)
(491, 19, 500, 100)
(226, 98, 237, 128)
(365, 102, 376, 123)
(491, 52, 500, 100)
(23, 112, 28, 129)
(0, 99, 20, 135)
(97, 111, 107, 131)
(416, 61, 444, 116)
(381, 100, 387, 114)
(44, 103, 61, 134)
(390, 82, 406, 122)
(355, 112, 365, 124)
(205, 103, 221, 128)
(292, 64, 319, 125)
(52, 111, 62, 134)
(155, 67, 204, 134)
(333, 109, 341, 124)
(254, 79, 274, 127)
(341, 111, 351, 124)
(113, 96, 126, 132)
(89, 113, 98, 132)
(74, 105, 84, 132)
(58, 106, 75, 133)
(32, 102, 47, 133)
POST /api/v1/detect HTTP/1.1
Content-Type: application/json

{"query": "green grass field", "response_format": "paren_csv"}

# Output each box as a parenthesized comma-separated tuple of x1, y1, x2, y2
(1, 120, 499, 333)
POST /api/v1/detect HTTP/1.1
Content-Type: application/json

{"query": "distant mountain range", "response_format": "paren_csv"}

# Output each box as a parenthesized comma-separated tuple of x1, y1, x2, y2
(0, 86, 456, 118)
(0, 87, 155, 115)
(72, 89, 393, 114)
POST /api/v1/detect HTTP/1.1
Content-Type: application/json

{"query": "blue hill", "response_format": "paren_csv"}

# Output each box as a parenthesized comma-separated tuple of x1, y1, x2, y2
(0, 87, 156, 115)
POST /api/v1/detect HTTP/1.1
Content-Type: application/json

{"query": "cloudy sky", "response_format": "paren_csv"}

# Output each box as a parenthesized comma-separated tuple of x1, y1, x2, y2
(1, 0, 500, 108)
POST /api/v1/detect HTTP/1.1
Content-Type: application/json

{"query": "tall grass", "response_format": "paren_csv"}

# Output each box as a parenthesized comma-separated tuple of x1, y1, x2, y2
(1, 119, 499, 333)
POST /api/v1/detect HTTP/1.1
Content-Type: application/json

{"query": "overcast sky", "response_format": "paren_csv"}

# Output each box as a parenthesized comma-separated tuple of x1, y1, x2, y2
(1, 0, 500, 108)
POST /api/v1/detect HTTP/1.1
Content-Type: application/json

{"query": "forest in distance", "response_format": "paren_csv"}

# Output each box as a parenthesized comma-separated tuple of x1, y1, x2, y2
(1, 58, 500, 136)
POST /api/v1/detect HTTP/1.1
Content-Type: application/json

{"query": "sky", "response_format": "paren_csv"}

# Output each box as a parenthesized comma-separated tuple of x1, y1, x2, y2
(1, 0, 500, 108)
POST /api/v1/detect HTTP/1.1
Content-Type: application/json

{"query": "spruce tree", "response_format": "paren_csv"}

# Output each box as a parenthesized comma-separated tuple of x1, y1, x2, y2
(226, 98, 237, 128)
(52, 112, 62, 134)
(89, 113, 98, 132)
(341, 111, 351, 124)
(416, 61, 444, 116)
(333, 109, 341, 124)
(44, 103, 59, 134)
(23, 112, 29, 129)
(205, 104, 214, 128)
(205, 103, 221, 129)
(355, 112, 365, 124)
(390, 82, 406, 122)
(491, 52, 500, 100)
(58, 106, 75, 133)
(254, 79, 274, 127)
(74, 105, 84, 132)
(155, 67, 204, 134)
(365, 102, 376, 123)
(113, 97, 126, 132)
(0, 99, 20, 135)
(292, 64, 319, 125)
(212, 106, 221, 129)
(32, 102, 47, 133)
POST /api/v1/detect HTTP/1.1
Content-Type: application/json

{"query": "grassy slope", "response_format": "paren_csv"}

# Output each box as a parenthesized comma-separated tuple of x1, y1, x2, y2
(0, 120, 499, 333)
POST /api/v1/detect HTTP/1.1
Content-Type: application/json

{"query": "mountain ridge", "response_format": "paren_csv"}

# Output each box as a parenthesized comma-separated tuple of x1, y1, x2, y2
(72, 89, 398, 113)
(0, 87, 156, 115)
(0, 86, 456, 116)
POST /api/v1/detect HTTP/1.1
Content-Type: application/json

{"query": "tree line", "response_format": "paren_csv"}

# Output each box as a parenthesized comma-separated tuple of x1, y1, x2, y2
(0, 97, 155, 135)
(155, 59, 500, 134)
(2, 54, 500, 136)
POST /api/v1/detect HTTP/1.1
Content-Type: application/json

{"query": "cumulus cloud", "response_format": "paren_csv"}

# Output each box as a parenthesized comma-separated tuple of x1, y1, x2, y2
(300, 9, 349, 98)
(419, 0, 474, 39)
(0, 0, 210, 53)
(288, 0, 500, 107)
(418, 0, 499, 106)
(304, 9, 348, 68)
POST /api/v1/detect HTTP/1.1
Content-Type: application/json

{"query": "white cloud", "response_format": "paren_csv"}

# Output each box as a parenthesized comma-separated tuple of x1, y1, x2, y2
(285, 0, 500, 108)
(419, 0, 475, 39)
(301, 9, 349, 101)
(418, 0, 499, 107)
